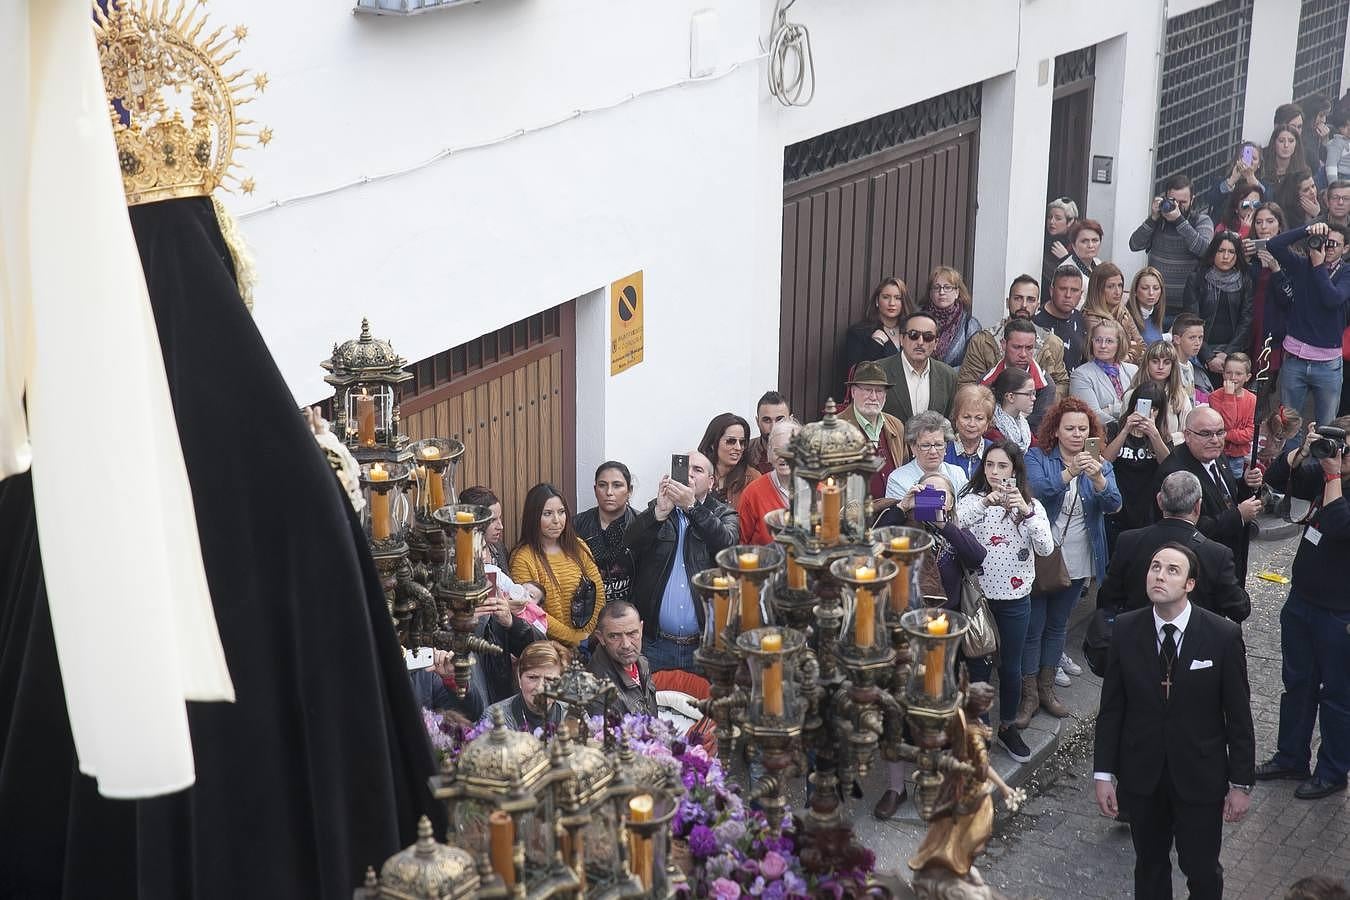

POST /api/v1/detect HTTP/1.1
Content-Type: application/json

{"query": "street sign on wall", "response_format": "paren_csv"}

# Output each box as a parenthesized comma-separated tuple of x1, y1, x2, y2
(610, 270, 644, 376)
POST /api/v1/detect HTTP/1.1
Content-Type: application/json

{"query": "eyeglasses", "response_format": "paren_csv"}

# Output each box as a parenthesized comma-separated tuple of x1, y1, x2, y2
(1092, 337, 1119, 345)
(905, 330, 938, 342)
(1186, 428, 1227, 439)
(722, 437, 747, 446)
(915, 442, 946, 453)
(1010, 390, 1036, 397)
(1239, 200, 1259, 209)
(931, 284, 959, 295)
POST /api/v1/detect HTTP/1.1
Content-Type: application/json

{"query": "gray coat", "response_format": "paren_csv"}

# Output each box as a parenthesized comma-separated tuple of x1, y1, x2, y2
(1069, 360, 1139, 426)
(1127, 213, 1215, 328)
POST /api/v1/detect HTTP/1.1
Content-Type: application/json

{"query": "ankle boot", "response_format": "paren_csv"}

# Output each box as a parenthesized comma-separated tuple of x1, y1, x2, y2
(1012, 674, 1039, 728)
(1037, 666, 1069, 718)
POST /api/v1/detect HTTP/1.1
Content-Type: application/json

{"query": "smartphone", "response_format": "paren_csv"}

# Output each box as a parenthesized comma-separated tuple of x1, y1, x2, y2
(1085, 437, 1101, 460)
(1135, 397, 1153, 419)
(1251, 238, 1268, 253)
(1241, 145, 1256, 168)
(671, 453, 690, 485)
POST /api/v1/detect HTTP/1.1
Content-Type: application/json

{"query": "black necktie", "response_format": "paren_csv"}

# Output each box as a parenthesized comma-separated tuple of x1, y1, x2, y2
(1160, 623, 1178, 700)
(1208, 462, 1232, 503)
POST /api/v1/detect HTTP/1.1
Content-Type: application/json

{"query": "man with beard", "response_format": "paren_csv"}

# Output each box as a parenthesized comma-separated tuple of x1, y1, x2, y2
(1033, 266, 1091, 370)
(969, 319, 1058, 432)
(958, 275, 1069, 412)
(836, 361, 907, 509)
(588, 601, 658, 717)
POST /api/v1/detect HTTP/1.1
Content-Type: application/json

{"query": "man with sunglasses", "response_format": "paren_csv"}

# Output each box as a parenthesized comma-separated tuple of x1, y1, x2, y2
(1267, 220, 1350, 428)
(958, 275, 1069, 420)
(877, 311, 958, 423)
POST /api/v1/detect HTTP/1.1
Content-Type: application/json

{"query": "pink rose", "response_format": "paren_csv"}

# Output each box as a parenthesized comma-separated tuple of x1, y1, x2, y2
(712, 877, 742, 899)
(759, 850, 788, 881)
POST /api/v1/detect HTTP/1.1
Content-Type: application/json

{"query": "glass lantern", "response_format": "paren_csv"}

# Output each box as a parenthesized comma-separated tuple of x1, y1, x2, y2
(360, 461, 411, 545)
(736, 625, 806, 724)
(345, 384, 395, 449)
(690, 568, 737, 656)
(776, 401, 882, 552)
(433, 503, 492, 586)
(899, 608, 970, 709)
(871, 525, 933, 616)
(410, 437, 463, 519)
(714, 544, 783, 634)
(830, 554, 898, 660)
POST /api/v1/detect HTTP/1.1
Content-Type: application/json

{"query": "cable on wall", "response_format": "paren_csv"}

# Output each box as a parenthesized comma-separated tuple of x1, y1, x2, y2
(766, 0, 815, 108)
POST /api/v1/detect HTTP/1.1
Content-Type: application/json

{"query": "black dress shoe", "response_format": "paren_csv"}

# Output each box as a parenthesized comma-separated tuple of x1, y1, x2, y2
(1294, 777, 1348, 800)
(1254, 758, 1310, 781)
(872, 788, 907, 820)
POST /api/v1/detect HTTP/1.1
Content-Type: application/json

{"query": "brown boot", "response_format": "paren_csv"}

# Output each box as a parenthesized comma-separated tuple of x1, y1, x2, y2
(1037, 666, 1069, 718)
(1012, 674, 1039, 728)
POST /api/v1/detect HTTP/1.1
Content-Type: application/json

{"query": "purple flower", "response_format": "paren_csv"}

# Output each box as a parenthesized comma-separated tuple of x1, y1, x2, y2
(759, 851, 788, 881)
(714, 818, 746, 845)
(761, 881, 788, 900)
(712, 878, 742, 900)
(688, 825, 720, 859)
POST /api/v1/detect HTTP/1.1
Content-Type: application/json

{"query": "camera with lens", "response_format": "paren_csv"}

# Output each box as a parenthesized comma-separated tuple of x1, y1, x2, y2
(1309, 425, 1348, 459)
(1159, 197, 1178, 215)
(1307, 233, 1327, 251)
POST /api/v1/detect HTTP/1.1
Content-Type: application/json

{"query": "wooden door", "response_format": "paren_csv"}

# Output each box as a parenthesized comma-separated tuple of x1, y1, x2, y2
(1047, 82, 1094, 213)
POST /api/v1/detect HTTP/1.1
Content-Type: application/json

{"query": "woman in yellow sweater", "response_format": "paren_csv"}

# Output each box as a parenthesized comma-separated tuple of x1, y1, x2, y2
(510, 483, 605, 647)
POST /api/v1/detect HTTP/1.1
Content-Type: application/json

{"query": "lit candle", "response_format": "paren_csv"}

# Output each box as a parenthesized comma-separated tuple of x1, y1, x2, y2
(711, 579, 731, 649)
(489, 810, 516, 887)
(761, 632, 784, 716)
(889, 535, 911, 551)
(737, 551, 760, 631)
(356, 389, 376, 448)
(786, 553, 807, 591)
(854, 565, 877, 649)
(924, 612, 950, 698)
(454, 509, 475, 581)
(628, 794, 654, 890)
(369, 464, 390, 540)
(820, 478, 842, 544)
(420, 445, 445, 510)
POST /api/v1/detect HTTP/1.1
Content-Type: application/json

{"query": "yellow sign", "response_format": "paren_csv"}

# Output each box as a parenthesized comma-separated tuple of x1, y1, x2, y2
(610, 270, 644, 376)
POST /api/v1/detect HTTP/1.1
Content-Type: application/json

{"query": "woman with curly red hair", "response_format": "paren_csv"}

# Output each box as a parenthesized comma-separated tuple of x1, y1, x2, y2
(1016, 398, 1121, 725)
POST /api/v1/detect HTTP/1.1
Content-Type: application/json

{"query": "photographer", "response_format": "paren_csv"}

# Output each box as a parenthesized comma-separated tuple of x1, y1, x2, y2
(1129, 174, 1216, 329)
(1257, 421, 1350, 800)
(1268, 221, 1350, 428)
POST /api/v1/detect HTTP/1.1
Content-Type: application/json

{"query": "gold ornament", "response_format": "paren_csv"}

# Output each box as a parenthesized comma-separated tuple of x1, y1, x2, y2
(93, 0, 271, 206)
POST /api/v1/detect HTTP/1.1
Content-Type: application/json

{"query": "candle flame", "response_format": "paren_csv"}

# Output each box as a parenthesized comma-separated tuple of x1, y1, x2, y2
(371, 463, 386, 475)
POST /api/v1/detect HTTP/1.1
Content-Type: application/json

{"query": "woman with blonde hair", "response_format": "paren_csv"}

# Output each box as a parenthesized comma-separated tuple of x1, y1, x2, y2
(945, 383, 995, 481)
(1043, 197, 1079, 287)
(920, 266, 982, 368)
(1126, 266, 1167, 347)
(1083, 263, 1145, 363)
(1128, 340, 1193, 441)
(1070, 318, 1139, 427)
(480, 641, 571, 733)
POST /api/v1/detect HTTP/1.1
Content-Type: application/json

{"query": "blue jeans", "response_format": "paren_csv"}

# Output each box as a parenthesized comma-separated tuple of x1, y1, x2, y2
(1273, 592, 1350, 784)
(1280, 354, 1342, 429)
(989, 596, 1031, 725)
(643, 636, 698, 674)
(1024, 578, 1086, 674)
(1224, 454, 1247, 479)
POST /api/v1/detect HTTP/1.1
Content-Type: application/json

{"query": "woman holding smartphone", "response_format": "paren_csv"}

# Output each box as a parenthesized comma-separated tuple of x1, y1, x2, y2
(1102, 382, 1172, 548)
(956, 442, 1053, 763)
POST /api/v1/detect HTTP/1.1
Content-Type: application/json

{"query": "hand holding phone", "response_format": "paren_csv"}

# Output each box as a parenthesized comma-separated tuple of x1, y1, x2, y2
(1241, 145, 1255, 168)
(1085, 436, 1101, 461)
(1135, 398, 1153, 419)
(670, 453, 690, 486)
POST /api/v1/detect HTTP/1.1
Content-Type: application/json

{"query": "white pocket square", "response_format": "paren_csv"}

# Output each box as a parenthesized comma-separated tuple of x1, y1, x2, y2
(1189, 659, 1214, 670)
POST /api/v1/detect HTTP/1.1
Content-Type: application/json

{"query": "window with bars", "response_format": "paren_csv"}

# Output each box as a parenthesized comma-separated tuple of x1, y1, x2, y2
(403, 308, 561, 400)
(1293, 0, 1349, 106)
(1154, 0, 1253, 197)
(1055, 45, 1096, 88)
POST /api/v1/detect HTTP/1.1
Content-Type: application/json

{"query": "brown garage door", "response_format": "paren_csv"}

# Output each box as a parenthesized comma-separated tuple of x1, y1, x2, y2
(402, 303, 576, 549)
(781, 100, 980, 421)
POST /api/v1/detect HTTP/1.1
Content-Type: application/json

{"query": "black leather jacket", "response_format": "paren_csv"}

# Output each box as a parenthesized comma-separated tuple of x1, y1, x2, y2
(623, 494, 739, 635)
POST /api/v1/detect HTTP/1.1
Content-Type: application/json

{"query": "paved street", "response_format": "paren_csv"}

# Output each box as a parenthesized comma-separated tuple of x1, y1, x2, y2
(976, 533, 1350, 900)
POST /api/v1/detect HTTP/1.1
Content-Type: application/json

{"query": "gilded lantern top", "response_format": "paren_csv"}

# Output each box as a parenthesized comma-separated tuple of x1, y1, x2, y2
(321, 319, 414, 387)
(94, 0, 271, 206)
(378, 816, 480, 900)
(454, 712, 552, 790)
(781, 399, 879, 474)
(559, 740, 614, 807)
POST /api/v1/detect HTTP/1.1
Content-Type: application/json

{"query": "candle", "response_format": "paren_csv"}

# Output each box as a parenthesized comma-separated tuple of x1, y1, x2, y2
(820, 478, 842, 544)
(369, 464, 390, 540)
(889, 535, 911, 551)
(924, 612, 950, 698)
(420, 446, 445, 510)
(892, 563, 911, 613)
(761, 632, 784, 716)
(786, 553, 807, 590)
(628, 794, 654, 890)
(356, 390, 376, 448)
(738, 551, 761, 630)
(454, 509, 475, 581)
(712, 584, 731, 650)
(854, 565, 877, 649)
(489, 810, 516, 887)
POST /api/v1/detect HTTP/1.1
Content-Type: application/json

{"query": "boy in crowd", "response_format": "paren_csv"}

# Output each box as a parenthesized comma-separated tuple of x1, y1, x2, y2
(1209, 352, 1257, 479)
(1171, 313, 1210, 402)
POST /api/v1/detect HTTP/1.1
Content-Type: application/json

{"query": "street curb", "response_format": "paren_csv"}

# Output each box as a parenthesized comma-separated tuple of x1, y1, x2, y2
(1253, 512, 1301, 543)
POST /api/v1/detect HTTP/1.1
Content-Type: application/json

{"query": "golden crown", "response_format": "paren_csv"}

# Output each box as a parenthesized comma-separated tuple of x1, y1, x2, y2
(94, 0, 272, 207)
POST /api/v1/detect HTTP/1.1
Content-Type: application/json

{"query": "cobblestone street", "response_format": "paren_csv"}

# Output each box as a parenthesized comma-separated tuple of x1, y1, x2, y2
(976, 534, 1350, 899)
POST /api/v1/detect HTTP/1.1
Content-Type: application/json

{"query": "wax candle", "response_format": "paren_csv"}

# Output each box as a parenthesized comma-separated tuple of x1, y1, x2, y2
(454, 509, 475, 581)
(628, 794, 654, 890)
(820, 478, 842, 544)
(489, 810, 516, 887)
(889, 535, 911, 551)
(712, 582, 731, 650)
(420, 446, 445, 510)
(761, 632, 784, 716)
(924, 612, 950, 698)
(738, 551, 761, 630)
(786, 553, 807, 590)
(369, 464, 390, 540)
(892, 563, 911, 613)
(854, 565, 877, 649)
(356, 390, 376, 448)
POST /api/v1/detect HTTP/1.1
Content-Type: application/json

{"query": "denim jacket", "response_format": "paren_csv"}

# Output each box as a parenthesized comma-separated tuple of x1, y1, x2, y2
(1024, 445, 1122, 583)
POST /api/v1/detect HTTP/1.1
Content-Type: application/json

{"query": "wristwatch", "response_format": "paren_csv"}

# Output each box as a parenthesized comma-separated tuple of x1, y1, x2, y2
(1230, 783, 1253, 794)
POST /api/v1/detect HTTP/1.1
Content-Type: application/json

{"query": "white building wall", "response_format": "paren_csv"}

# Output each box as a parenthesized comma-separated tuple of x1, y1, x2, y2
(218, 0, 1338, 505)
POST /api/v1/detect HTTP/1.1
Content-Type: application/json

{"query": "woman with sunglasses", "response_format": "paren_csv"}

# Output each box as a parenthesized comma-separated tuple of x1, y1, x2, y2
(920, 266, 982, 369)
(698, 412, 761, 509)
(1043, 197, 1079, 288)
(1126, 267, 1167, 347)
(1183, 233, 1254, 381)
(1215, 186, 1264, 239)
(1200, 141, 1268, 213)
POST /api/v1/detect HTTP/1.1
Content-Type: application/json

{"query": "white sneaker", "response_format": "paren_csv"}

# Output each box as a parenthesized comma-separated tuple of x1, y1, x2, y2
(1055, 666, 1071, 687)
(1059, 652, 1083, 677)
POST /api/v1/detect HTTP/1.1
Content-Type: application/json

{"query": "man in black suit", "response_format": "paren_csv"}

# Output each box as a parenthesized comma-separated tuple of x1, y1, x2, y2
(877, 311, 958, 421)
(1151, 406, 1263, 580)
(1099, 471, 1250, 623)
(1094, 543, 1255, 900)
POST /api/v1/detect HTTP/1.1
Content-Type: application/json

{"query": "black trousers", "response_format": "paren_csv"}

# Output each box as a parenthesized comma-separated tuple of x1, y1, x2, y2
(1118, 763, 1224, 900)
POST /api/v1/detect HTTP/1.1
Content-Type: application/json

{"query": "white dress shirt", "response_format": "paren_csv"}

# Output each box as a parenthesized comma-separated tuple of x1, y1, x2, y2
(903, 356, 932, 415)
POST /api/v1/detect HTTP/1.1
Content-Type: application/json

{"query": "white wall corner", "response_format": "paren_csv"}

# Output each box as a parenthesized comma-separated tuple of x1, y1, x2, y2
(573, 286, 608, 510)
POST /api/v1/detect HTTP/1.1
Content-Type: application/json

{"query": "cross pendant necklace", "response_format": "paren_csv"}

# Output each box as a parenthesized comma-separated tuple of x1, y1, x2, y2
(1162, 671, 1173, 700)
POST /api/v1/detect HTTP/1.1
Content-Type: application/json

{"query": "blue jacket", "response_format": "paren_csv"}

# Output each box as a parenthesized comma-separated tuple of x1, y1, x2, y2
(1024, 445, 1122, 583)
(1267, 224, 1350, 350)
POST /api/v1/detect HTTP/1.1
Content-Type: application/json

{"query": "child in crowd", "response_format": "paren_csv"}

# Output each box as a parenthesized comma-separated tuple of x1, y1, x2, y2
(1170, 313, 1210, 404)
(1208, 352, 1257, 478)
